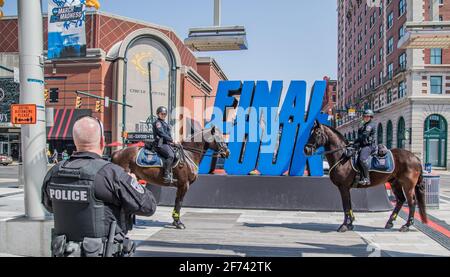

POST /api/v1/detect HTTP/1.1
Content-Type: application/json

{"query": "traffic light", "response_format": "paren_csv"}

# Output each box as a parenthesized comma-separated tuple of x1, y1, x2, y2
(49, 88, 59, 103)
(75, 96, 82, 109)
(86, 0, 100, 9)
(95, 100, 101, 112)
(44, 89, 49, 102)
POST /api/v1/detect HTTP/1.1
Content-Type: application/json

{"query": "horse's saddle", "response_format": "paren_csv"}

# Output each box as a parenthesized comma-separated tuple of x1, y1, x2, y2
(351, 144, 395, 173)
(135, 147, 180, 168)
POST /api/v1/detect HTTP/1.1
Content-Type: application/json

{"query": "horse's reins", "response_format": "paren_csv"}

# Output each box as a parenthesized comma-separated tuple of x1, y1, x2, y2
(308, 144, 352, 174)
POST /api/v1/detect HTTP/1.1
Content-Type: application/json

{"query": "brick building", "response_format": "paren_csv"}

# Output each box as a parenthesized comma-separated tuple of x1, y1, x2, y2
(322, 76, 338, 119)
(0, 11, 227, 158)
(337, 0, 450, 170)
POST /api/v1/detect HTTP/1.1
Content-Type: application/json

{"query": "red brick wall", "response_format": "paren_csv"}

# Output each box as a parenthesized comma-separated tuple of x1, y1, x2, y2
(43, 61, 112, 131)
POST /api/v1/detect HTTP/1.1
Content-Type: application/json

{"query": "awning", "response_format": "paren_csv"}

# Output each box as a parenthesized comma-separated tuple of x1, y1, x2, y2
(47, 108, 92, 140)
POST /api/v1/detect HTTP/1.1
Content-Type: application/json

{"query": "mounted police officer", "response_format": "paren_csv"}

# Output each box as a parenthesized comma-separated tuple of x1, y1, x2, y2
(150, 106, 177, 184)
(42, 116, 157, 257)
(354, 109, 376, 186)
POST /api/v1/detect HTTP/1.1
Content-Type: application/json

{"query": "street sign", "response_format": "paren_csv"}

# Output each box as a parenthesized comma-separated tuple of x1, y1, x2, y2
(348, 108, 356, 117)
(11, 104, 37, 124)
(13, 67, 19, 83)
(127, 132, 153, 142)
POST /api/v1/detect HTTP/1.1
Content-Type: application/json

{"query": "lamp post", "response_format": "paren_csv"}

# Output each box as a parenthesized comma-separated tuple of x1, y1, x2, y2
(18, 0, 47, 219)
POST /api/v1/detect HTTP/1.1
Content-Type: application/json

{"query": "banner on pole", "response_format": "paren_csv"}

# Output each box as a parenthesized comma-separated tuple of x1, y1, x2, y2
(48, 0, 87, 60)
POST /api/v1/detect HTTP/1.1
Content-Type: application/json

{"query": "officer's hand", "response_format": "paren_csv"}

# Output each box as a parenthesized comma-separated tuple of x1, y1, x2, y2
(128, 172, 137, 180)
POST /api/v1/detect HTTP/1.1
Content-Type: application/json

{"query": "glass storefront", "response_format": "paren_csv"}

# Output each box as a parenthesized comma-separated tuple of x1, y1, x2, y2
(0, 129, 21, 160)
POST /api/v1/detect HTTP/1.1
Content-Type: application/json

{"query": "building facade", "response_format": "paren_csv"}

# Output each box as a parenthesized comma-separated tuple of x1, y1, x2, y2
(322, 76, 338, 123)
(337, 0, 450, 170)
(0, 11, 227, 159)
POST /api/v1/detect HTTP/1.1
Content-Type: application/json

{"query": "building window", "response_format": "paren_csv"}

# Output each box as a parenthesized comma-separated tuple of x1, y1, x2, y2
(387, 88, 392, 104)
(379, 47, 383, 61)
(431, 48, 442, 64)
(387, 12, 394, 29)
(386, 121, 393, 149)
(397, 117, 406, 149)
(387, 63, 393, 79)
(399, 52, 407, 69)
(379, 24, 383, 39)
(399, 0, 406, 16)
(430, 76, 443, 94)
(399, 25, 406, 39)
(387, 37, 394, 54)
(398, 81, 406, 98)
(377, 123, 383, 144)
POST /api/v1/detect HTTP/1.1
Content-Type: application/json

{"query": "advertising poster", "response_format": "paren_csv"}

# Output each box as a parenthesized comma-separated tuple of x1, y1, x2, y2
(47, 0, 86, 59)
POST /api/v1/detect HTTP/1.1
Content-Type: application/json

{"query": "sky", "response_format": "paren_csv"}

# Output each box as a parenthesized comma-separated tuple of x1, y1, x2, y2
(2, 0, 338, 91)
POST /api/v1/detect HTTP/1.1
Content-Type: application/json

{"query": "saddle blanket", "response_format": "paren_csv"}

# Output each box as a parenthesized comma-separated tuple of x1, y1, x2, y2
(351, 150, 395, 174)
(136, 148, 163, 168)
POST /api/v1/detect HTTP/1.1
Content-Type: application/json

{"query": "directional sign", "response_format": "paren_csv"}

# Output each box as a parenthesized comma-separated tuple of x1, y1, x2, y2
(11, 104, 37, 124)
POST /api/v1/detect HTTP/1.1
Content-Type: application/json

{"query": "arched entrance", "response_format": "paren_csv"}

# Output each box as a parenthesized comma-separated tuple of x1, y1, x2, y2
(397, 117, 405, 149)
(377, 123, 383, 144)
(386, 120, 393, 149)
(424, 114, 447, 167)
(110, 28, 182, 142)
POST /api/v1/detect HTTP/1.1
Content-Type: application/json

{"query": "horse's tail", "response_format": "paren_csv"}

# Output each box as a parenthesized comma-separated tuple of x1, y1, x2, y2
(415, 164, 428, 224)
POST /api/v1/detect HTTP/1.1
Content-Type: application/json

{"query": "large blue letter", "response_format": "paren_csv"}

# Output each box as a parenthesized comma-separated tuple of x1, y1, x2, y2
(257, 81, 305, 175)
(199, 81, 241, 174)
(289, 81, 327, 176)
(224, 81, 259, 175)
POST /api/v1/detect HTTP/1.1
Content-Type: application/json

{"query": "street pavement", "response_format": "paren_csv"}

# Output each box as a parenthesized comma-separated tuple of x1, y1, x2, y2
(1, 165, 450, 257)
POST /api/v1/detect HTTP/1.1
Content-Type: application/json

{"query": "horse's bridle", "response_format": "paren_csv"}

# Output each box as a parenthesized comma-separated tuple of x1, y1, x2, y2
(182, 138, 228, 158)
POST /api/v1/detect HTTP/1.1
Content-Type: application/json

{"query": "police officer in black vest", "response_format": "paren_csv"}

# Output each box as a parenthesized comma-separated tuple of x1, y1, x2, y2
(354, 109, 376, 186)
(150, 106, 177, 184)
(42, 116, 157, 257)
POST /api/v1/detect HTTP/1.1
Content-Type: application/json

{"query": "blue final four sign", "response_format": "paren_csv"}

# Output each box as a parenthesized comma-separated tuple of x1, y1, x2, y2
(199, 80, 329, 176)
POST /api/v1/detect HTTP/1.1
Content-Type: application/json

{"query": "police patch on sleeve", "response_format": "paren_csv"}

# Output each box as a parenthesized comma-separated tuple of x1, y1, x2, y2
(156, 121, 162, 128)
(130, 178, 145, 194)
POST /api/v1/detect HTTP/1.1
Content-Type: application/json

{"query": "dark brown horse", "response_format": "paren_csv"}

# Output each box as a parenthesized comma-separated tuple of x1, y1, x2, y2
(304, 120, 427, 232)
(111, 126, 230, 229)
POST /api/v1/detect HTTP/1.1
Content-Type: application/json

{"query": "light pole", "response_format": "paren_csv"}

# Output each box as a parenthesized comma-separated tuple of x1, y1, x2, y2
(18, 0, 47, 219)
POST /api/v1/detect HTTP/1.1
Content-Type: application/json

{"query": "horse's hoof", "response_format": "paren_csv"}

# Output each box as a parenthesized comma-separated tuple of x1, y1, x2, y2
(385, 222, 394, 229)
(338, 224, 354, 232)
(399, 225, 410, 232)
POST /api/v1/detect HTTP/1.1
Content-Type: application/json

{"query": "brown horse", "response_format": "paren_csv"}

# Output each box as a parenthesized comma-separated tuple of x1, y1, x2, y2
(304, 120, 427, 233)
(111, 126, 230, 229)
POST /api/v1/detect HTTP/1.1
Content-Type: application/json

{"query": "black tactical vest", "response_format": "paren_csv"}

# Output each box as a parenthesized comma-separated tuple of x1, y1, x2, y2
(46, 157, 110, 242)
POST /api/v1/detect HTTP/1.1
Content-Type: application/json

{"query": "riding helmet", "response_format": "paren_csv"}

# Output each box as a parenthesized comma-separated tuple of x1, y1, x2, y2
(156, 106, 168, 115)
(363, 109, 374, 117)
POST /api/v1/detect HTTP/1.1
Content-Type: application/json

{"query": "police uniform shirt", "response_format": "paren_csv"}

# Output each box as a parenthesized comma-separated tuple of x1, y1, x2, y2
(152, 119, 173, 144)
(357, 121, 376, 146)
(42, 152, 157, 233)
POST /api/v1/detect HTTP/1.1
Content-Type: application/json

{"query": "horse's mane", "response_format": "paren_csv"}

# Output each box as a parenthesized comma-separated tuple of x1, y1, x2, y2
(322, 124, 348, 144)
